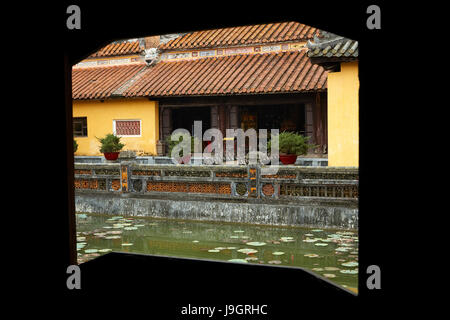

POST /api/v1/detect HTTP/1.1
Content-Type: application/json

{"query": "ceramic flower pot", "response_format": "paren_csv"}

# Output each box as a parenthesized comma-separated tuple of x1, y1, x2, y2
(103, 152, 120, 160)
(279, 154, 297, 165)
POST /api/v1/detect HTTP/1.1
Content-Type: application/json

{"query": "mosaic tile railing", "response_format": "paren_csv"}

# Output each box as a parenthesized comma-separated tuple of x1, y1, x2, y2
(74, 163, 358, 201)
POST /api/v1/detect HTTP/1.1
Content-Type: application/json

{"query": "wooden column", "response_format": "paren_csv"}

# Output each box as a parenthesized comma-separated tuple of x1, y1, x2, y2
(321, 93, 328, 153)
(218, 105, 226, 135)
(210, 106, 219, 128)
(161, 107, 172, 155)
(304, 102, 315, 144)
(229, 105, 239, 130)
(314, 93, 324, 153)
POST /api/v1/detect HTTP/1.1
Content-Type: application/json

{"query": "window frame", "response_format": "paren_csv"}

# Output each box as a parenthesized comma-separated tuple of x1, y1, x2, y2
(73, 117, 88, 137)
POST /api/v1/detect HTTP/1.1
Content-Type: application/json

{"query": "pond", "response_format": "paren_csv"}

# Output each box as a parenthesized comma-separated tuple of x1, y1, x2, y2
(76, 213, 358, 293)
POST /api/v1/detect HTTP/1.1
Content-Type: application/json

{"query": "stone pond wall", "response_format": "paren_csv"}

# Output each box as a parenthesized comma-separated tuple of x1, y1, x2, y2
(74, 163, 358, 230)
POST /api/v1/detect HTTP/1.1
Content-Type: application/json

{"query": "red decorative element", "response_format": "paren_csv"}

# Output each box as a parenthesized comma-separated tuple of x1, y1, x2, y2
(104, 152, 120, 160)
(279, 154, 297, 165)
(178, 155, 191, 164)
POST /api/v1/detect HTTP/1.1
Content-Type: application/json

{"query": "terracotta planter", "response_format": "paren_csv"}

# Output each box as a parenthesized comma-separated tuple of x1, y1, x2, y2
(279, 154, 297, 165)
(103, 152, 120, 160)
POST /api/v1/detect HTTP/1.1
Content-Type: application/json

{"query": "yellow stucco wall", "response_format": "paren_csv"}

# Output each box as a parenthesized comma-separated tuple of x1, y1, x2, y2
(73, 98, 159, 156)
(327, 61, 359, 167)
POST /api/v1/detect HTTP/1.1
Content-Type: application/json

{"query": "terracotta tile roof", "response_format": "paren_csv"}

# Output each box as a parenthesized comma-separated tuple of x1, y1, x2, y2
(89, 41, 144, 58)
(124, 51, 327, 97)
(308, 39, 358, 58)
(307, 31, 358, 59)
(72, 64, 147, 100)
(159, 22, 319, 50)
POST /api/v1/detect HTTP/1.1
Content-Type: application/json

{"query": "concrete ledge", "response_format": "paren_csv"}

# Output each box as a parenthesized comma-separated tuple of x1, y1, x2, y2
(75, 192, 358, 230)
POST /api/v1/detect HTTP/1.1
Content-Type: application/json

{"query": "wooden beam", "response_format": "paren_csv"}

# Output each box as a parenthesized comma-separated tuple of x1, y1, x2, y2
(158, 93, 321, 108)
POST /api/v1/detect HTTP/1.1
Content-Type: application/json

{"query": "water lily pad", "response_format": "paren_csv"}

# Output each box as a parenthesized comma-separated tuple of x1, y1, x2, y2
(192, 240, 199, 243)
(315, 243, 329, 247)
(272, 252, 285, 256)
(305, 234, 314, 237)
(312, 268, 324, 271)
(237, 248, 258, 254)
(280, 238, 295, 242)
(84, 249, 98, 253)
(208, 249, 220, 253)
(230, 236, 240, 239)
(335, 247, 349, 252)
(227, 247, 237, 250)
(105, 235, 121, 239)
(303, 239, 317, 243)
(341, 261, 358, 267)
(245, 257, 258, 261)
(134, 224, 145, 227)
(311, 229, 323, 232)
(93, 232, 107, 237)
(124, 227, 138, 230)
(215, 247, 227, 250)
(268, 260, 282, 264)
(77, 237, 86, 242)
(228, 259, 248, 263)
(323, 273, 336, 278)
(121, 243, 133, 246)
(246, 241, 266, 246)
(107, 230, 122, 234)
(98, 248, 112, 253)
(340, 269, 358, 274)
(304, 253, 320, 258)
(234, 230, 245, 233)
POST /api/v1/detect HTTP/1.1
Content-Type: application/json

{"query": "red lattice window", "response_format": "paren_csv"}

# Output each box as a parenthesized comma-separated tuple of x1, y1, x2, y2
(114, 120, 141, 136)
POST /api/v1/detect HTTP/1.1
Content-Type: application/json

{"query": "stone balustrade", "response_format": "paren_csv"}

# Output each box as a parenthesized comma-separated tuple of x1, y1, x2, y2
(74, 163, 358, 202)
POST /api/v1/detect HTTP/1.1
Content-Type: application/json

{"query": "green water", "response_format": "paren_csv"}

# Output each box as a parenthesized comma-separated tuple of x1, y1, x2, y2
(76, 213, 358, 292)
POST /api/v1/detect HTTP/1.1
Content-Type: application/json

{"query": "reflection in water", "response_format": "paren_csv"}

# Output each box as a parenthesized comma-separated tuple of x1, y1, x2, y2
(76, 213, 358, 292)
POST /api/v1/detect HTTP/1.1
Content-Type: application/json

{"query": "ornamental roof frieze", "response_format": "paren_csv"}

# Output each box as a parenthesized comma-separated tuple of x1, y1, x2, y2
(73, 55, 145, 69)
(160, 41, 308, 61)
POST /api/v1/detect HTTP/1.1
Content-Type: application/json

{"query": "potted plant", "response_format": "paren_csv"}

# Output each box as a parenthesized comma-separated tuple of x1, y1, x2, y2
(268, 131, 316, 165)
(73, 138, 78, 153)
(166, 133, 198, 164)
(97, 133, 125, 160)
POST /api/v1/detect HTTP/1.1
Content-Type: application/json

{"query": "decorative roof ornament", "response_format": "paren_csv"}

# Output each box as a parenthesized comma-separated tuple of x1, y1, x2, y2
(306, 30, 358, 60)
(307, 31, 345, 50)
(144, 47, 161, 66)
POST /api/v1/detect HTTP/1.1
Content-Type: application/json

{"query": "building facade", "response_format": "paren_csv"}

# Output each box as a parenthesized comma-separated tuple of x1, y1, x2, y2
(72, 22, 358, 166)
(72, 40, 159, 156)
(307, 31, 359, 166)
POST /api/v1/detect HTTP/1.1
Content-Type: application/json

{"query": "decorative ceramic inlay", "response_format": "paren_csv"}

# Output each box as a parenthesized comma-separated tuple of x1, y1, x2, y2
(160, 42, 307, 61)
